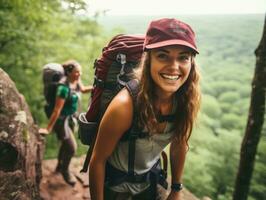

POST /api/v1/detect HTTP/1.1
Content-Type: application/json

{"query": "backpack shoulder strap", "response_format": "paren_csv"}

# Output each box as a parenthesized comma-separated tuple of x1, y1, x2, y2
(125, 79, 143, 176)
(125, 79, 139, 99)
(123, 79, 143, 139)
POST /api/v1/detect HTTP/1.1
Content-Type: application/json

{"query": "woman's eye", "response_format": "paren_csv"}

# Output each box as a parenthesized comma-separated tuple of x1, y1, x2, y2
(157, 53, 168, 60)
(179, 55, 190, 62)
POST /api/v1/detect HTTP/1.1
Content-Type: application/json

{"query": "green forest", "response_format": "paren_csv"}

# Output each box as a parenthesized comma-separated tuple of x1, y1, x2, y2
(1, 1, 265, 200)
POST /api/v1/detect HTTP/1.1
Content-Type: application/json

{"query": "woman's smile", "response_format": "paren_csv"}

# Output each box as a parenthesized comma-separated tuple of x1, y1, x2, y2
(160, 73, 180, 81)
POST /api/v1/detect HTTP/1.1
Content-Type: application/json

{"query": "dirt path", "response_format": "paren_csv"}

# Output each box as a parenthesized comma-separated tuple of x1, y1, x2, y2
(40, 156, 90, 200)
(40, 156, 199, 200)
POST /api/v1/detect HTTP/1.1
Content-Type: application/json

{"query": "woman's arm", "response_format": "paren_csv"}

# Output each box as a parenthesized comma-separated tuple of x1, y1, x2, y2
(46, 97, 65, 132)
(39, 97, 65, 135)
(89, 88, 133, 200)
(80, 85, 93, 93)
(79, 80, 93, 93)
(167, 138, 188, 200)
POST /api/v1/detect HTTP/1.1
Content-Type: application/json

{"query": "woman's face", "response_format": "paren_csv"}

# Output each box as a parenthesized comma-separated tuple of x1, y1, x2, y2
(69, 65, 81, 81)
(150, 45, 192, 97)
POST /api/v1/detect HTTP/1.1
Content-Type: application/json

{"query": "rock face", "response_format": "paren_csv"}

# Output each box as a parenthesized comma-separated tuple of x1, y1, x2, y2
(0, 68, 44, 200)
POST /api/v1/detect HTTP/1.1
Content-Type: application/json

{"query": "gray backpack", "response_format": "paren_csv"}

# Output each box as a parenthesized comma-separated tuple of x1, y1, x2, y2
(42, 63, 66, 117)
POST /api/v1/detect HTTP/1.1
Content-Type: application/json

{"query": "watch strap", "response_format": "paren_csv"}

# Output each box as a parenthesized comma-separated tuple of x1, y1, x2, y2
(171, 183, 183, 192)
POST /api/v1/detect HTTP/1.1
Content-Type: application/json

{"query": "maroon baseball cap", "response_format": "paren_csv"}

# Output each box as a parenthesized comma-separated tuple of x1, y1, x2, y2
(144, 18, 199, 54)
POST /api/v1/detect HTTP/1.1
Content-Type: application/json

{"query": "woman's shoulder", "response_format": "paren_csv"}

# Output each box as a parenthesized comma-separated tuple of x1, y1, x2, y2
(57, 84, 69, 96)
(100, 88, 134, 133)
(111, 88, 134, 111)
(103, 88, 134, 123)
(57, 83, 69, 90)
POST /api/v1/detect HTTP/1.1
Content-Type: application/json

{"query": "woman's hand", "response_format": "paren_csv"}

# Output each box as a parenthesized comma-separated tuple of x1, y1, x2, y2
(38, 128, 49, 136)
(166, 190, 182, 200)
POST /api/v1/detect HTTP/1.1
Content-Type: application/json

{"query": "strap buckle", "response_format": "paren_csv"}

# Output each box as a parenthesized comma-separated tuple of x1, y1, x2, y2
(94, 77, 105, 88)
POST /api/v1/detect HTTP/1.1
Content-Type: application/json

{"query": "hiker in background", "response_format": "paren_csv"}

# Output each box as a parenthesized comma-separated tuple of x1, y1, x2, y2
(89, 18, 201, 199)
(39, 60, 92, 186)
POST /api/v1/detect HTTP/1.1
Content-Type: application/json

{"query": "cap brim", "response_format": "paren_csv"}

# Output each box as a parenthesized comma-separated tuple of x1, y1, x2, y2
(145, 39, 199, 54)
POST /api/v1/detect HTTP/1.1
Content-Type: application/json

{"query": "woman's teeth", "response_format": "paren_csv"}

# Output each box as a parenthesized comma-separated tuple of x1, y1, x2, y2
(161, 74, 180, 80)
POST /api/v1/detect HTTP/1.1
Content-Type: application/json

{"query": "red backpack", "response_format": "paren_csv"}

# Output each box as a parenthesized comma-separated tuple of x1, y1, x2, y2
(78, 34, 145, 171)
(85, 34, 144, 122)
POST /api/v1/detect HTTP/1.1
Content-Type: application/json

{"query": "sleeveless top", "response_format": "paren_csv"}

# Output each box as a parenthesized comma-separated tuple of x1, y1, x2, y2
(107, 100, 177, 195)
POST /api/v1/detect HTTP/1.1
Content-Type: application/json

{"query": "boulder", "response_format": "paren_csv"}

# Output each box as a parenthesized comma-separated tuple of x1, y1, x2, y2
(0, 68, 45, 200)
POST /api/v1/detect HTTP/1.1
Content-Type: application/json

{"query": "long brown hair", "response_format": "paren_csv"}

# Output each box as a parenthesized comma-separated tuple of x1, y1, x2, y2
(135, 51, 201, 144)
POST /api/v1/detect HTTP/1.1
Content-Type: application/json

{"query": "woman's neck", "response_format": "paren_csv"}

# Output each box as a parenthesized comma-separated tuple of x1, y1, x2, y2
(154, 95, 173, 115)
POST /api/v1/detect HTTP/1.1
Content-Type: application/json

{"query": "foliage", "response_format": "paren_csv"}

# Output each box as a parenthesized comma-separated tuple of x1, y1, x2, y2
(0, 0, 109, 123)
(0, 0, 110, 166)
(201, 95, 222, 119)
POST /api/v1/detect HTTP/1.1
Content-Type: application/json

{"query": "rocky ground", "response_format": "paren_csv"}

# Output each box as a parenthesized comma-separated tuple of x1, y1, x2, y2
(40, 156, 90, 200)
(40, 156, 200, 200)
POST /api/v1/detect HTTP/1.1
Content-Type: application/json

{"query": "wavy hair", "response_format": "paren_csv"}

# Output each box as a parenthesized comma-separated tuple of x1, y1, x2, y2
(135, 51, 201, 144)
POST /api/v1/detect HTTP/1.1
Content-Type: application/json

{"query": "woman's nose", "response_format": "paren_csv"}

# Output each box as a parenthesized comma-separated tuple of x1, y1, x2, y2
(170, 59, 180, 68)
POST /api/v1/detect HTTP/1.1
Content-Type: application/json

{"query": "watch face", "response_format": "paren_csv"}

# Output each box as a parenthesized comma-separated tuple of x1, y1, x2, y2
(171, 183, 183, 191)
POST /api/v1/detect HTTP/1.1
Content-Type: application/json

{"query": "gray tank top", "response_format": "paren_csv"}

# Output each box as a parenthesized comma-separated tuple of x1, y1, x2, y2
(107, 102, 177, 195)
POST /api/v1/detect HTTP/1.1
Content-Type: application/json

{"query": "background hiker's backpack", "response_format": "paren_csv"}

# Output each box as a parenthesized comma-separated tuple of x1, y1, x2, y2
(78, 34, 145, 172)
(42, 63, 66, 118)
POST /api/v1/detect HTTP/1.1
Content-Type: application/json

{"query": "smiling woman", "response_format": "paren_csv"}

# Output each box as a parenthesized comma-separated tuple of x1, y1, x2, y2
(88, 18, 201, 200)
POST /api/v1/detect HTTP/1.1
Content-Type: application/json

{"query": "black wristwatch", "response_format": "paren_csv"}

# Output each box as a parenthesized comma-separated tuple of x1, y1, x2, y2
(171, 183, 183, 192)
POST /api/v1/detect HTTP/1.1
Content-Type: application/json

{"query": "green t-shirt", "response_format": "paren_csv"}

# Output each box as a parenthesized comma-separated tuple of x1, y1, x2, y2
(56, 84, 79, 116)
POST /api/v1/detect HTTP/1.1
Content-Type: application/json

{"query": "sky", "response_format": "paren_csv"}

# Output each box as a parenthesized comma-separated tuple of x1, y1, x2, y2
(88, 0, 265, 15)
